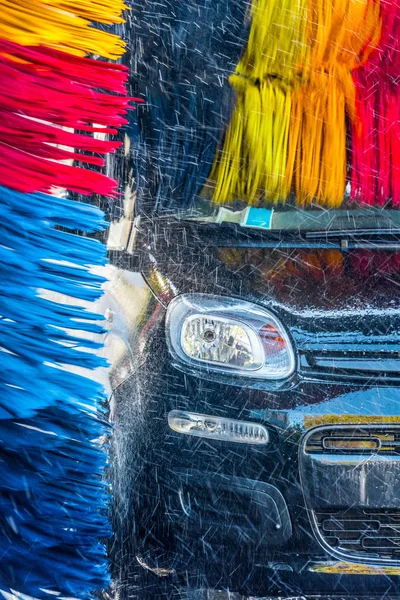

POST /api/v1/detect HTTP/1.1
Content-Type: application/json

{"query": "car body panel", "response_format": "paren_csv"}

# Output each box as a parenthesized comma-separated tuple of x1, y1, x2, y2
(105, 219, 400, 597)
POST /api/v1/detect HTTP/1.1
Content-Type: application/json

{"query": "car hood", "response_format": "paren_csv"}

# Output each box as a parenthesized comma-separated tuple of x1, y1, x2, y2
(140, 221, 400, 309)
(137, 221, 400, 381)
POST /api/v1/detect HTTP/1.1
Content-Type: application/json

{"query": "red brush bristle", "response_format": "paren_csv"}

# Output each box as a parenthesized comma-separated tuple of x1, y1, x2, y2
(0, 40, 132, 94)
(351, 0, 400, 207)
(0, 39, 143, 197)
(0, 142, 118, 196)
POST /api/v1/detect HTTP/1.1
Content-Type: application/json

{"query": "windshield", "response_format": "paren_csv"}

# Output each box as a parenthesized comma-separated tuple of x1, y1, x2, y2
(170, 199, 400, 233)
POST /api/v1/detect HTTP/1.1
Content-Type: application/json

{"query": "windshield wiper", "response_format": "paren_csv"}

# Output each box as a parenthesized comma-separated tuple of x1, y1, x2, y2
(305, 228, 400, 251)
(306, 228, 400, 239)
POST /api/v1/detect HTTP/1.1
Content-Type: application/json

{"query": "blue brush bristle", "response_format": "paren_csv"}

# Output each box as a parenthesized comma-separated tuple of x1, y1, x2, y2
(126, 0, 250, 213)
(0, 186, 111, 597)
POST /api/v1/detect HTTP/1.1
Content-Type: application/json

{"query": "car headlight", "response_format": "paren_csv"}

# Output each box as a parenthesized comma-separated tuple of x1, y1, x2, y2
(166, 294, 295, 380)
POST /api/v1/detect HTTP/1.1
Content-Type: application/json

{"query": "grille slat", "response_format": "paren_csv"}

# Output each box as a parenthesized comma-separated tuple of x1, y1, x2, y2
(300, 351, 400, 381)
(306, 428, 400, 455)
(315, 508, 400, 561)
(363, 537, 400, 549)
(322, 519, 380, 532)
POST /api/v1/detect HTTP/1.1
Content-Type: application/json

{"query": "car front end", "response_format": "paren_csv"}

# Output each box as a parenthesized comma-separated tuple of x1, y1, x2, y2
(107, 208, 400, 599)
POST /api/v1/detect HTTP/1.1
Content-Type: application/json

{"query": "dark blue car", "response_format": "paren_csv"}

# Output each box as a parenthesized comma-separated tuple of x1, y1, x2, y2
(105, 204, 400, 599)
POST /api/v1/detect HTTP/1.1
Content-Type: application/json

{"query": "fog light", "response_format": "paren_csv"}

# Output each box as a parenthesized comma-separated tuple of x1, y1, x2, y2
(168, 410, 269, 444)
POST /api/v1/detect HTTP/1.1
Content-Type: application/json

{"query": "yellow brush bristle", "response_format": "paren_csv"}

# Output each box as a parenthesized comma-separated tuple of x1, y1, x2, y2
(209, 0, 307, 205)
(0, 0, 126, 58)
(42, 0, 128, 24)
(209, 76, 292, 206)
(209, 0, 381, 208)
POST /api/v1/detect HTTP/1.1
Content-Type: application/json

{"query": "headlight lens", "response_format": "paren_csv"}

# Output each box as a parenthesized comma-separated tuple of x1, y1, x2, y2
(181, 315, 264, 370)
(166, 294, 295, 380)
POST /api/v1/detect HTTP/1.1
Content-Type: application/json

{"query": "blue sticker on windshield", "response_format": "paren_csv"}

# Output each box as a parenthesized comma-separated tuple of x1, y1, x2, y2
(243, 208, 273, 229)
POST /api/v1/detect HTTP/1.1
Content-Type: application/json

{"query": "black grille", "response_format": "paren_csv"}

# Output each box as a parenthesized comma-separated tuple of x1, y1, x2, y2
(315, 509, 400, 561)
(299, 352, 400, 383)
(306, 427, 400, 455)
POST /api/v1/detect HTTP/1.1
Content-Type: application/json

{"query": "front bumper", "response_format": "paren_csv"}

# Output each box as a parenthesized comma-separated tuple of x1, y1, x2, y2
(123, 372, 400, 595)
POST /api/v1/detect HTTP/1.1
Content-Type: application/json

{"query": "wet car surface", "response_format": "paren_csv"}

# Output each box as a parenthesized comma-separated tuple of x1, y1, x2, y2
(104, 216, 400, 599)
